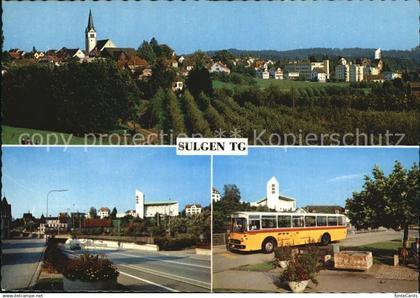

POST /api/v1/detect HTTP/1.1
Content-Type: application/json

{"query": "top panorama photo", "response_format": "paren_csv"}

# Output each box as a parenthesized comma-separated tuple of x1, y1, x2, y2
(1, 1, 419, 146)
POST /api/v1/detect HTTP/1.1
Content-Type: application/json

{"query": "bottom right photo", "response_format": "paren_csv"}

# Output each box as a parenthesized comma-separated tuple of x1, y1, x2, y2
(212, 147, 419, 293)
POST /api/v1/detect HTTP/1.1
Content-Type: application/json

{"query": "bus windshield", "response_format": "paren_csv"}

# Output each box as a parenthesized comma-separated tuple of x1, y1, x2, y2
(232, 217, 247, 233)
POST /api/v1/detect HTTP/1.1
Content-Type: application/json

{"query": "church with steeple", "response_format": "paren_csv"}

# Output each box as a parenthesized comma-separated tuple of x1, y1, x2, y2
(84, 9, 117, 56)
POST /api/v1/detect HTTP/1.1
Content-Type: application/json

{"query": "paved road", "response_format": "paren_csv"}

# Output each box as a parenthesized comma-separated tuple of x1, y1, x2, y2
(65, 247, 211, 292)
(1, 238, 46, 291)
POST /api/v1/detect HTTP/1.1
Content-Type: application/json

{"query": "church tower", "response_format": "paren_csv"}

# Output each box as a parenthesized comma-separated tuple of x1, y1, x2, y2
(135, 190, 145, 219)
(85, 9, 97, 54)
(266, 176, 279, 210)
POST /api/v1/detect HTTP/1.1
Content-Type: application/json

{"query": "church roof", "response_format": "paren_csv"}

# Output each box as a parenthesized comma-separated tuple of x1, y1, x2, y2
(87, 9, 95, 31)
(255, 194, 295, 204)
(94, 39, 113, 52)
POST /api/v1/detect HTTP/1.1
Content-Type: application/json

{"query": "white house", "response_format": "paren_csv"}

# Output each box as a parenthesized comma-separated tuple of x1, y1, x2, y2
(270, 68, 284, 80)
(383, 71, 402, 81)
(311, 68, 327, 82)
(212, 188, 221, 202)
(172, 81, 184, 92)
(210, 62, 231, 75)
(98, 207, 110, 219)
(135, 190, 179, 219)
(39, 217, 68, 234)
(185, 204, 202, 216)
(285, 71, 300, 80)
(251, 177, 296, 211)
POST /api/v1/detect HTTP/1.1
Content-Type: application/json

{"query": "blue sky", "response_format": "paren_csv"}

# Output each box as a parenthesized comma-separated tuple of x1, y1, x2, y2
(2, 147, 210, 218)
(2, 1, 418, 53)
(213, 147, 419, 208)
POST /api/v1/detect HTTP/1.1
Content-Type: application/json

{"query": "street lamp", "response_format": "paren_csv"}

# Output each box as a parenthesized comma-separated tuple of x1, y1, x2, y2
(46, 189, 69, 217)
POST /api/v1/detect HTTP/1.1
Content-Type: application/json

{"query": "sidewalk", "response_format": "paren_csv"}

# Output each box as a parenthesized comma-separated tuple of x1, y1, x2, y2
(214, 266, 419, 292)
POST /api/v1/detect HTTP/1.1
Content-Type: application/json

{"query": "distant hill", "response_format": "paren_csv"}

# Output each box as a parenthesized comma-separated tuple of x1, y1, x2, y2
(206, 47, 420, 63)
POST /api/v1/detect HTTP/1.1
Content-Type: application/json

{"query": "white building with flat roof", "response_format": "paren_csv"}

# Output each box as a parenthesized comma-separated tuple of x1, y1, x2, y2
(135, 190, 179, 219)
(251, 177, 296, 211)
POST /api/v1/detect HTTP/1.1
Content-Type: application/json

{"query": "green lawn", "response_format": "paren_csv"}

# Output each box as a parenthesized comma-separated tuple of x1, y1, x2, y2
(2, 125, 89, 145)
(213, 79, 350, 91)
(234, 261, 275, 272)
(342, 239, 410, 265)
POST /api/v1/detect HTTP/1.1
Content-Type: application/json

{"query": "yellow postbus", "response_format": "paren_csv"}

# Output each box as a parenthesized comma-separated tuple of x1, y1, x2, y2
(228, 211, 348, 253)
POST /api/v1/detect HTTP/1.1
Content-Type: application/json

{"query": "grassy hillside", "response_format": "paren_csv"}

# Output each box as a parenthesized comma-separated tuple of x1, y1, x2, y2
(2, 125, 88, 145)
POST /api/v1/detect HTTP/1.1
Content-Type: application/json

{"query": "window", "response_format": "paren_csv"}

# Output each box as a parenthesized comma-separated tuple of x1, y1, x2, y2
(328, 216, 338, 226)
(249, 215, 261, 231)
(317, 216, 327, 226)
(90, 33, 95, 38)
(232, 217, 247, 233)
(278, 215, 291, 228)
(305, 216, 316, 227)
(292, 215, 304, 228)
(338, 216, 344, 226)
(262, 216, 276, 229)
(271, 184, 276, 194)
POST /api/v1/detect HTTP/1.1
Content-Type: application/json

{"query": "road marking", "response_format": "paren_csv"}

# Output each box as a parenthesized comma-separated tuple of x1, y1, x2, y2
(119, 263, 211, 290)
(119, 271, 179, 292)
(113, 252, 211, 269)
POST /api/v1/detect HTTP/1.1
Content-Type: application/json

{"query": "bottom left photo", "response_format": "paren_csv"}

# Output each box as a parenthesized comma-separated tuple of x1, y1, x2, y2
(1, 147, 211, 292)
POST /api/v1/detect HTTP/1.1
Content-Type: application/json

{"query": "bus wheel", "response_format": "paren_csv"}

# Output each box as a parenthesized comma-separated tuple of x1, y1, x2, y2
(320, 233, 331, 246)
(262, 238, 277, 254)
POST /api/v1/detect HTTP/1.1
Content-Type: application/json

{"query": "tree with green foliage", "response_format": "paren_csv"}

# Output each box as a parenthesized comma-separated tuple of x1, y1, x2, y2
(88, 207, 97, 219)
(213, 184, 253, 233)
(186, 65, 213, 98)
(137, 40, 156, 63)
(180, 91, 211, 136)
(110, 207, 117, 219)
(161, 89, 186, 140)
(346, 161, 419, 262)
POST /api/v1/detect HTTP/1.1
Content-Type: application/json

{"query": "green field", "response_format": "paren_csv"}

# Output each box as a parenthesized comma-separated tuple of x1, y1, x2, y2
(2, 125, 88, 145)
(213, 79, 350, 91)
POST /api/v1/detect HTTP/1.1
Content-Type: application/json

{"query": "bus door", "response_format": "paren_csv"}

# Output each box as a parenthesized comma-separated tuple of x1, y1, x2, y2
(277, 215, 292, 246)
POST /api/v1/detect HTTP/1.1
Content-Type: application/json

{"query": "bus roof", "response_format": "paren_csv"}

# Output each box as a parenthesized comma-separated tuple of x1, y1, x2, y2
(231, 211, 346, 217)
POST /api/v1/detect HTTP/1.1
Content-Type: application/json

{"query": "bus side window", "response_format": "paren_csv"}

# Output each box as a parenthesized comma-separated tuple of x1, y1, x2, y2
(278, 215, 291, 228)
(317, 216, 327, 226)
(338, 216, 344, 226)
(305, 216, 316, 227)
(249, 216, 261, 230)
(328, 216, 338, 226)
(262, 216, 276, 229)
(292, 215, 304, 228)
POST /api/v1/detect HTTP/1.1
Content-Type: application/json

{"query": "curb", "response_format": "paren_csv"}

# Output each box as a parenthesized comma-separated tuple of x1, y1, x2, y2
(28, 241, 47, 289)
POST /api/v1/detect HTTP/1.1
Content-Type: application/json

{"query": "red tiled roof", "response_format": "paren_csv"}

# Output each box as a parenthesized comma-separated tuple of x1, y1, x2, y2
(84, 218, 112, 228)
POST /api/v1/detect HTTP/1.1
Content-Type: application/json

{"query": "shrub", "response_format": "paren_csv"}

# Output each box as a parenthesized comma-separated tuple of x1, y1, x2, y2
(63, 253, 119, 282)
(155, 234, 197, 250)
(273, 245, 293, 261)
(279, 253, 321, 285)
(43, 238, 68, 273)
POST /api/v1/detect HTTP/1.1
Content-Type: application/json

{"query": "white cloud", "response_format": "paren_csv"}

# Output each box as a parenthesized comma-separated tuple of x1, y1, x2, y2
(327, 174, 363, 183)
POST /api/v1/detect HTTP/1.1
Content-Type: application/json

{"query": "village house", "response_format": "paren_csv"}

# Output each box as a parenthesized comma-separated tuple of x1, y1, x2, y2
(185, 204, 202, 217)
(56, 47, 86, 60)
(98, 207, 110, 219)
(39, 217, 69, 234)
(83, 218, 112, 234)
(311, 68, 327, 82)
(210, 61, 231, 75)
(212, 188, 221, 202)
(269, 67, 284, 80)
